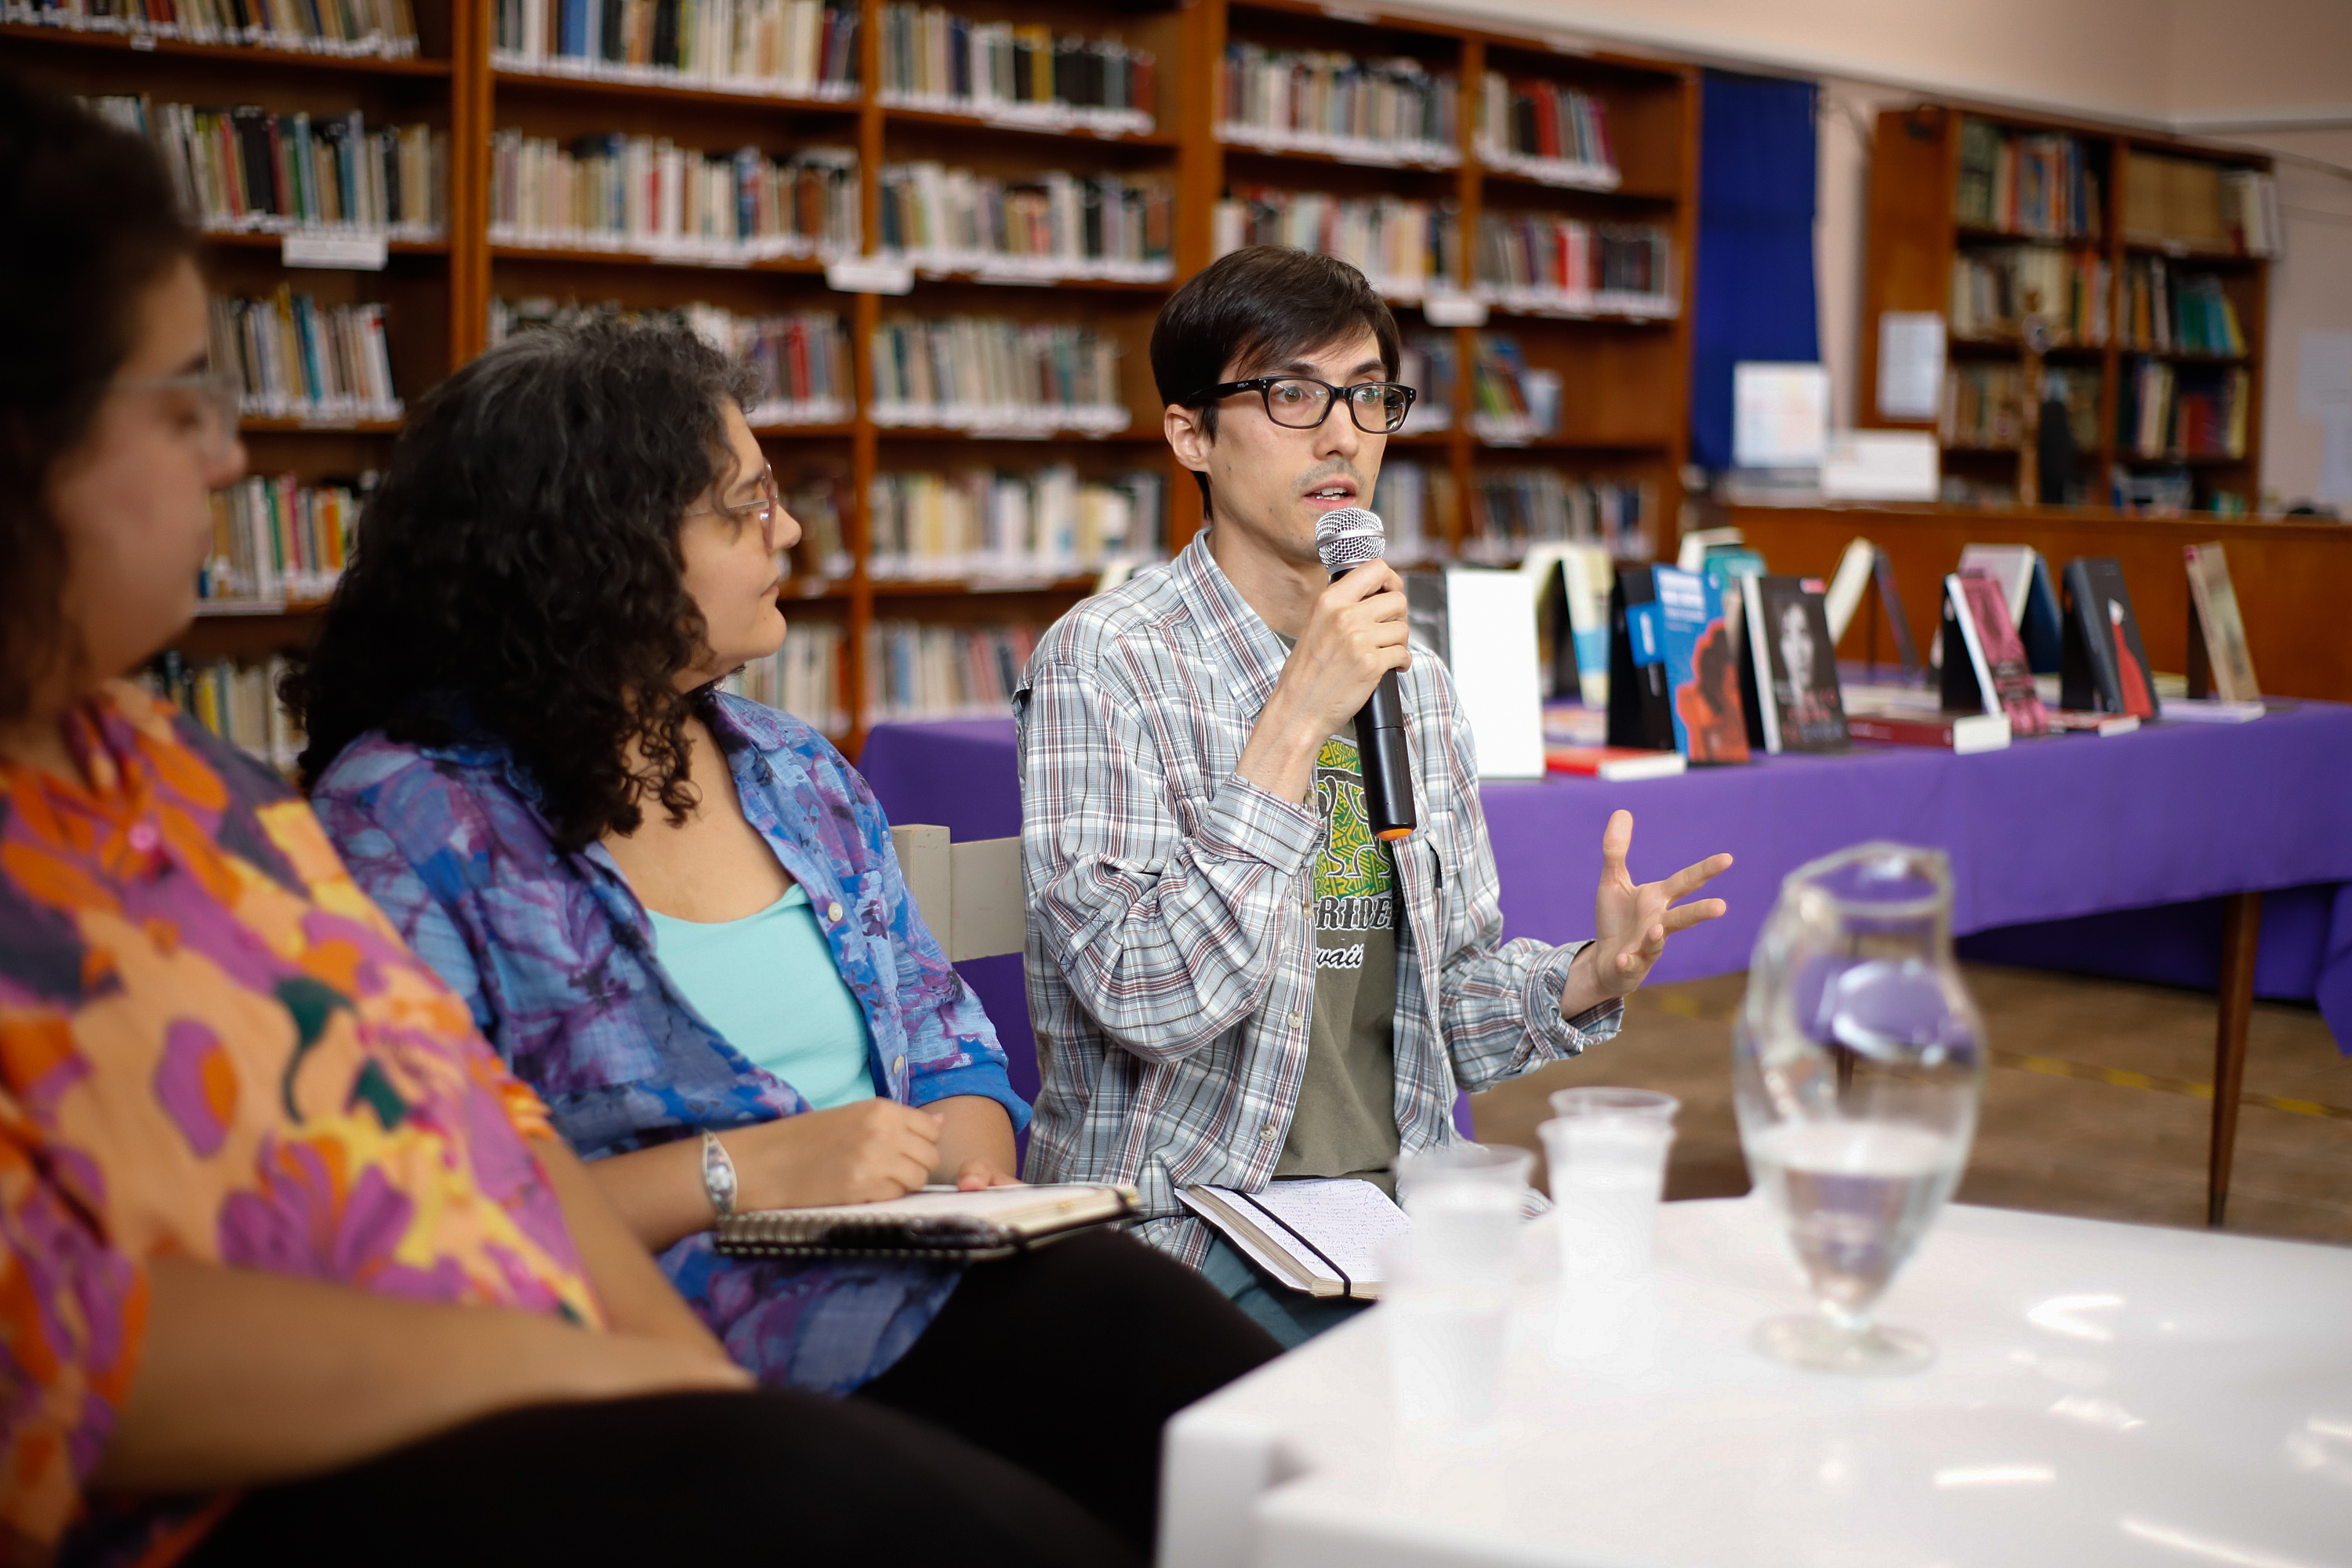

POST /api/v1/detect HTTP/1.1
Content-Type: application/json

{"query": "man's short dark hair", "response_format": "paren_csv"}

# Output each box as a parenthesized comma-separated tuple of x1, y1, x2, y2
(1149, 248, 1400, 520)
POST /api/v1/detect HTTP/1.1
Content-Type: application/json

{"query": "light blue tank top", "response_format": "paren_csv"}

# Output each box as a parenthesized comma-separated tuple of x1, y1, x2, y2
(647, 883, 878, 1110)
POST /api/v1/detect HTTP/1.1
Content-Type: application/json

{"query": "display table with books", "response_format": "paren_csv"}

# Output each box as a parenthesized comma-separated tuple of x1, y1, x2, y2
(860, 703, 2352, 1206)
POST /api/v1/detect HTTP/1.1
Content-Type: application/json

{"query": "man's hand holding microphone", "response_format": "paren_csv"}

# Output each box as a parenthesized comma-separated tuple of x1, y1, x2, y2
(1234, 504, 1731, 1016)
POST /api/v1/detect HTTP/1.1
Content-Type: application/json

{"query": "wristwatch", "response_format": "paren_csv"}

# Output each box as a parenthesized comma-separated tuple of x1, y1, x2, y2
(700, 1131, 739, 1220)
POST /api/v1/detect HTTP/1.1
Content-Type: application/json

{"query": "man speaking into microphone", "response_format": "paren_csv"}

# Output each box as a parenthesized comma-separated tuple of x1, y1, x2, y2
(1012, 248, 1732, 1345)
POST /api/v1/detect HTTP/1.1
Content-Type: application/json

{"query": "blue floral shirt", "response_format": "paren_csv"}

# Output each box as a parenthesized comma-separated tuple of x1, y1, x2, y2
(309, 692, 1029, 1393)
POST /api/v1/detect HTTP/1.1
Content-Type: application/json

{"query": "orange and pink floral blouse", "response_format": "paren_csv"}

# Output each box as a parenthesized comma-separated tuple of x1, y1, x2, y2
(0, 684, 604, 1565)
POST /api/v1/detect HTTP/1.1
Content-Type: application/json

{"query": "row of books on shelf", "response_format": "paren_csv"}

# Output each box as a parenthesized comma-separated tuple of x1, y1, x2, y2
(1474, 215, 1675, 318)
(6, 0, 420, 56)
(198, 470, 373, 604)
(492, 0, 858, 98)
(210, 289, 401, 422)
(1955, 120, 2102, 241)
(1936, 358, 2246, 463)
(868, 315, 1126, 436)
(1949, 247, 2107, 345)
(877, 5, 1153, 135)
(1209, 194, 1675, 318)
(2121, 361, 2249, 461)
(720, 622, 848, 735)
(1544, 530, 2264, 778)
(1217, 44, 1457, 167)
(414, 303, 1595, 449)
(490, 297, 853, 426)
(487, 134, 856, 262)
(866, 619, 1038, 724)
(1468, 332, 1562, 444)
(146, 653, 306, 771)
(1212, 189, 1459, 303)
(82, 97, 445, 241)
(1940, 364, 2027, 449)
(1940, 465, 2249, 516)
(2122, 259, 2245, 355)
(1465, 471, 1653, 565)
(877, 165, 1174, 284)
(2122, 152, 2278, 258)
(867, 466, 1164, 582)
(1363, 461, 1653, 568)
(1473, 73, 1618, 189)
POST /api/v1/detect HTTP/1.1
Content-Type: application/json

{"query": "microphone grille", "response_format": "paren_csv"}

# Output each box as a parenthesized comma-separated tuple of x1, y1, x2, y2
(1315, 506, 1388, 572)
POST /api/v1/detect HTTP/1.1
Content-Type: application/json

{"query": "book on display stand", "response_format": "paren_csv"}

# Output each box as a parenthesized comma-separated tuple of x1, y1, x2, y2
(1740, 574, 1849, 754)
(1653, 564, 1750, 764)
(1606, 565, 1676, 753)
(2183, 542, 2260, 703)
(1943, 570, 2050, 736)
(1957, 543, 2065, 673)
(2059, 557, 2158, 719)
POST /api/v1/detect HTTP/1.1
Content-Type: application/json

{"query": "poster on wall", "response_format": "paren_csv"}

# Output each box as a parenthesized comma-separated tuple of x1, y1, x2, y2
(1877, 311, 1946, 422)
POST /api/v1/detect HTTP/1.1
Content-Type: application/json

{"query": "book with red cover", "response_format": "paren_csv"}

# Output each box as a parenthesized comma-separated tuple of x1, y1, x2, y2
(2059, 557, 2157, 718)
(1846, 708, 2012, 753)
(1544, 745, 1689, 782)
(1943, 570, 2050, 735)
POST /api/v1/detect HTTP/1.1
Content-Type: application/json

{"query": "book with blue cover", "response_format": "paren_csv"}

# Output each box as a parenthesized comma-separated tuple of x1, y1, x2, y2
(1654, 564, 1750, 764)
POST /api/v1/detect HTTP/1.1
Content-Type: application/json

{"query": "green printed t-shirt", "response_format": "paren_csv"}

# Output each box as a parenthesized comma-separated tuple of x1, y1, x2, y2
(1274, 732, 1403, 1194)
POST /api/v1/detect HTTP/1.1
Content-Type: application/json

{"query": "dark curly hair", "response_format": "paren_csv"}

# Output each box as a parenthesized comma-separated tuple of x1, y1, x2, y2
(0, 74, 198, 722)
(287, 319, 758, 851)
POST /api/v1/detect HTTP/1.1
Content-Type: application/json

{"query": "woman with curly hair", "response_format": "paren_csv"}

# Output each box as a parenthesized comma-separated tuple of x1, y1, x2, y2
(290, 317, 1278, 1555)
(0, 77, 1143, 1568)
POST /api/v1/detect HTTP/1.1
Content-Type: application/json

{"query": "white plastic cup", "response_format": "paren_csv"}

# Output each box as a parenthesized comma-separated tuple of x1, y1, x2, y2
(1540, 1112, 1675, 1279)
(1548, 1087, 1680, 1124)
(1397, 1143, 1534, 1283)
(1381, 1234, 1508, 1436)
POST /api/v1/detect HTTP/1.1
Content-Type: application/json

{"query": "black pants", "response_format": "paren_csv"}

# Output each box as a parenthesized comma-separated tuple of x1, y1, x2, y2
(857, 1227, 1280, 1552)
(187, 1229, 1277, 1565)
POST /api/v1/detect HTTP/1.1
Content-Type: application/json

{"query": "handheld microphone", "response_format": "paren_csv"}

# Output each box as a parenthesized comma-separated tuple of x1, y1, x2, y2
(1314, 506, 1416, 843)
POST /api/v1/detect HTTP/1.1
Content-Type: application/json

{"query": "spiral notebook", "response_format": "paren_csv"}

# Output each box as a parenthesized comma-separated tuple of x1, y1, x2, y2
(713, 1184, 1138, 1261)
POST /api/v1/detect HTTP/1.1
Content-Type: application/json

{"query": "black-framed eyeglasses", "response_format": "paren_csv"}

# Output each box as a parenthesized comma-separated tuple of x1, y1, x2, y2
(1188, 376, 1418, 434)
(688, 464, 786, 549)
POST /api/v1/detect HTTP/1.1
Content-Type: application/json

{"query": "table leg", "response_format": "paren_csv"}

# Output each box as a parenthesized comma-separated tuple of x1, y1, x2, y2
(2207, 891, 2264, 1227)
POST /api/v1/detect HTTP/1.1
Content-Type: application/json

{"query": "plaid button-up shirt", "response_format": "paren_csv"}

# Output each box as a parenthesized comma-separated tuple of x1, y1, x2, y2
(1013, 534, 1622, 1266)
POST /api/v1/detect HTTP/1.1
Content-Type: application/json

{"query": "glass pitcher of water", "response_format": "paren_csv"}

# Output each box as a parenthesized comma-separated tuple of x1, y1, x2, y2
(1733, 842, 1985, 1374)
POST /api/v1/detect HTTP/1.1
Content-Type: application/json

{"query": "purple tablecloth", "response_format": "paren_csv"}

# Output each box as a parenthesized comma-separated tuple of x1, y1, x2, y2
(861, 707, 2352, 1071)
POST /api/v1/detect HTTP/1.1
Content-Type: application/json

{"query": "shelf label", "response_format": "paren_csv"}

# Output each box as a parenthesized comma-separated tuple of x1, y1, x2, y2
(1423, 291, 1487, 328)
(283, 233, 388, 271)
(825, 256, 915, 295)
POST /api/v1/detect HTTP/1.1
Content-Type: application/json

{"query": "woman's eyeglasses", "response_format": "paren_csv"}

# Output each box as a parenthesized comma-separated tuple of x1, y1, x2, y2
(1185, 376, 1418, 434)
(688, 465, 788, 550)
(115, 370, 244, 463)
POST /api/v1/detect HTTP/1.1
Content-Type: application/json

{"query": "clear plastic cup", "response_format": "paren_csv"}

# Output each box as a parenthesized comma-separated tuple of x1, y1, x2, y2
(1381, 1233, 1508, 1436)
(1397, 1143, 1534, 1282)
(1548, 1087, 1681, 1124)
(1540, 1112, 1675, 1279)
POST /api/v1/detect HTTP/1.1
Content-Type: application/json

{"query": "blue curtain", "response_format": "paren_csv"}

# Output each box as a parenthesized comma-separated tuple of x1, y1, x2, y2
(1690, 71, 1819, 472)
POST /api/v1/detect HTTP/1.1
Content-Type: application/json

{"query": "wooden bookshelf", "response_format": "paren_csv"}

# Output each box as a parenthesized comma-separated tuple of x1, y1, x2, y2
(1860, 103, 2274, 516)
(9, 0, 1701, 757)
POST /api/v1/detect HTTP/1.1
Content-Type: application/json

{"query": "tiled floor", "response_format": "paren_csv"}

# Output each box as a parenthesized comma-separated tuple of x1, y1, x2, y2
(1470, 964, 2352, 1247)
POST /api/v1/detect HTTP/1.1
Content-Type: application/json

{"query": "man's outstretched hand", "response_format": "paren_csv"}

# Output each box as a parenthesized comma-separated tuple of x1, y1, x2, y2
(1559, 809, 1733, 1019)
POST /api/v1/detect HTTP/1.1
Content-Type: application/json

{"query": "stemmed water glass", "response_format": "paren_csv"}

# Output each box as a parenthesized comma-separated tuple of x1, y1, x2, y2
(1733, 842, 1987, 1374)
